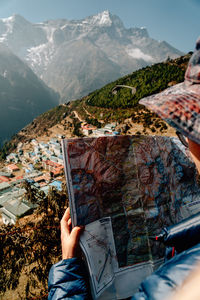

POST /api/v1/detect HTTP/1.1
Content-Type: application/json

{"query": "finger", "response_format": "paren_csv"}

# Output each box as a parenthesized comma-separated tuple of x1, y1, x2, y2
(63, 207, 70, 220)
(68, 218, 72, 227)
(61, 207, 70, 235)
(70, 226, 84, 245)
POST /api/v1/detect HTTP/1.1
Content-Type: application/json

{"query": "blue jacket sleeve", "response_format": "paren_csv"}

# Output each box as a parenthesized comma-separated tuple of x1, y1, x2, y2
(48, 258, 92, 300)
(131, 242, 200, 300)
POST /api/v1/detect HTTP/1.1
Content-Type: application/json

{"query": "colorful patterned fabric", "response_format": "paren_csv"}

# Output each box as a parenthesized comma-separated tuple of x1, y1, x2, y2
(139, 38, 200, 144)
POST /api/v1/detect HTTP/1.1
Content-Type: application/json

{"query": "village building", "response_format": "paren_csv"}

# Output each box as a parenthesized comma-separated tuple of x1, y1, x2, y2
(0, 182, 12, 195)
(0, 172, 12, 178)
(31, 139, 38, 146)
(53, 145, 62, 157)
(0, 176, 10, 183)
(10, 175, 24, 183)
(6, 164, 20, 173)
(104, 122, 117, 131)
(24, 171, 43, 180)
(39, 181, 48, 188)
(0, 188, 35, 225)
(92, 122, 118, 137)
(81, 123, 97, 136)
(42, 160, 63, 172)
(1, 199, 34, 225)
(34, 146, 41, 154)
(17, 142, 23, 149)
(24, 164, 34, 174)
(50, 167, 64, 178)
(49, 180, 62, 191)
(6, 153, 19, 163)
(49, 155, 58, 163)
(39, 142, 49, 151)
(40, 185, 49, 194)
(24, 152, 32, 160)
(32, 157, 41, 164)
(33, 173, 50, 184)
(34, 175, 46, 183)
(57, 155, 64, 165)
(43, 149, 52, 158)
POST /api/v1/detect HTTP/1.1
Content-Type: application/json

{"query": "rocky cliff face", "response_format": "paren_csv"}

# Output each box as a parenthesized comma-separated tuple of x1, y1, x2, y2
(0, 11, 184, 101)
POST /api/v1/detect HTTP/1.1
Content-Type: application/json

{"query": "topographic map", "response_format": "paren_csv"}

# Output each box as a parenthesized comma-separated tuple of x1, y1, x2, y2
(62, 135, 200, 299)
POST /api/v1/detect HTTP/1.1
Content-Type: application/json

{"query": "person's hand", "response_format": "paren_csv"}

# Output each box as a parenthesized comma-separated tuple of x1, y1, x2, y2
(60, 207, 84, 260)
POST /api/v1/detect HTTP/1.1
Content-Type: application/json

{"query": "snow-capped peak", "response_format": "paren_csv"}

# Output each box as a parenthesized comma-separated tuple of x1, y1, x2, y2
(1, 14, 28, 24)
(2, 15, 15, 23)
(87, 10, 112, 27)
(97, 10, 112, 26)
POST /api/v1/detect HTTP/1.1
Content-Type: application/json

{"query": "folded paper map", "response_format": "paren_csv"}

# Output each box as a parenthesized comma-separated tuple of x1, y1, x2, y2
(62, 135, 200, 299)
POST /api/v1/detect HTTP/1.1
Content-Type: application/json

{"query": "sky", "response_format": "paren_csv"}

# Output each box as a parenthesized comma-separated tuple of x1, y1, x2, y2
(0, 0, 199, 53)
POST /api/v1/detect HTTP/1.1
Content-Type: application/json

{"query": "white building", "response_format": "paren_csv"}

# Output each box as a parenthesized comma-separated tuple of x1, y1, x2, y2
(31, 139, 38, 146)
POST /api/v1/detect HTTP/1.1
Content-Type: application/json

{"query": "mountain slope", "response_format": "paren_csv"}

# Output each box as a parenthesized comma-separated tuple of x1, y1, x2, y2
(0, 11, 184, 101)
(0, 44, 58, 145)
(42, 38, 122, 100)
(1, 53, 190, 159)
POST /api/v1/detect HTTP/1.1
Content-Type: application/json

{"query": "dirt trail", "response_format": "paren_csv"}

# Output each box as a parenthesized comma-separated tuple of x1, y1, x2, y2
(82, 106, 93, 118)
(72, 110, 84, 122)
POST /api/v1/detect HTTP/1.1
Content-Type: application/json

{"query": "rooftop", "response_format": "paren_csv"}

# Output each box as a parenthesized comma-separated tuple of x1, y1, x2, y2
(0, 176, 10, 182)
(44, 160, 63, 168)
(0, 188, 25, 206)
(7, 164, 19, 171)
(1, 199, 33, 218)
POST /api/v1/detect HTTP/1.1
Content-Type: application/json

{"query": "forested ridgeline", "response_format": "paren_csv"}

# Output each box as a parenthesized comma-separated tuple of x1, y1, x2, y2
(86, 55, 189, 108)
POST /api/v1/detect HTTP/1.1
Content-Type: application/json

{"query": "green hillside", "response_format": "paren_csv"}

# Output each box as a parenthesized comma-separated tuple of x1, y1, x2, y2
(86, 55, 189, 108)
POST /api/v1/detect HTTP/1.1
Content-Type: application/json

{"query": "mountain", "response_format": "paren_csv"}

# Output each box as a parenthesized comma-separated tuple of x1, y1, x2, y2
(0, 44, 58, 146)
(0, 11, 184, 101)
(1, 53, 190, 159)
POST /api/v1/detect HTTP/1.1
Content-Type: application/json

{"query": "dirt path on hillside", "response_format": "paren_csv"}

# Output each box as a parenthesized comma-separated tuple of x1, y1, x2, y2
(72, 110, 84, 122)
(82, 106, 93, 118)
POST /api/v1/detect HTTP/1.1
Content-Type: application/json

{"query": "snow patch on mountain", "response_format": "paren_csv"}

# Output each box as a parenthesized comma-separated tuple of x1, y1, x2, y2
(27, 43, 55, 73)
(95, 10, 112, 26)
(83, 10, 113, 27)
(43, 25, 57, 43)
(0, 16, 13, 43)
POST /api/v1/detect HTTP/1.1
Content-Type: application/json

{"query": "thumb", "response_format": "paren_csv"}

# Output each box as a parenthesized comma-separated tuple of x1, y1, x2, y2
(70, 226, 84, 245)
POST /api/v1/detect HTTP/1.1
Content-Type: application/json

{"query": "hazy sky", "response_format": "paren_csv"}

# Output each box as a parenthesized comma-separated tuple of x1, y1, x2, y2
(0, 0, 199, 53)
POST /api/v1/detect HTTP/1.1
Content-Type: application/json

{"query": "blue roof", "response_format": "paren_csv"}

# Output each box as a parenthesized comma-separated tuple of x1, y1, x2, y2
(49, 180, 62, 191)
(26, 178, 34, 183)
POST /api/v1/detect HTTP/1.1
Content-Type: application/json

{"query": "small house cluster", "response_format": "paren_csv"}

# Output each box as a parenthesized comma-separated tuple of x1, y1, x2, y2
(0, 138, 65, 225)
(81, 122, 119, 137)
